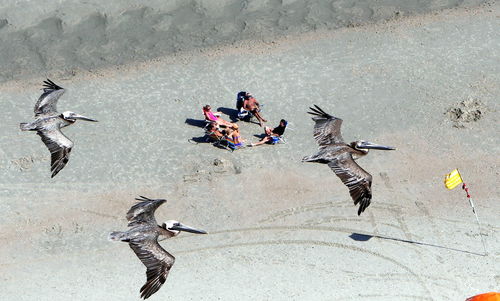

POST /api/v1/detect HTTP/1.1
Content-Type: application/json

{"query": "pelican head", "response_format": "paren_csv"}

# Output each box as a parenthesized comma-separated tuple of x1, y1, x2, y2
(162, 220, 208, 236)
(352, 140, 396, 152)
(61, 111, 98, 122)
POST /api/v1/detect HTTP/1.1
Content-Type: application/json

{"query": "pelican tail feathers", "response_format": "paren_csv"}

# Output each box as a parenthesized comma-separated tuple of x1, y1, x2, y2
(20, 122, 36, 131)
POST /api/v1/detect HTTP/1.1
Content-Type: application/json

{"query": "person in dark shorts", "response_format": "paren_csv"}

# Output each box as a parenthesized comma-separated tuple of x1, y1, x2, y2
(250, 119, 287, 147)
(243, 94, 267, 127)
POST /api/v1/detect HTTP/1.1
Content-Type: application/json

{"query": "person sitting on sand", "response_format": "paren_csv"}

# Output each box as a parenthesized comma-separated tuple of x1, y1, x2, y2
(243, 94, 267, 127)
(250, 119, 287, 147)
(203, 105, 234, 128)
(222, 124, 245, 147)
(206, 122, 244, 149)
(205, 122, 224, 140)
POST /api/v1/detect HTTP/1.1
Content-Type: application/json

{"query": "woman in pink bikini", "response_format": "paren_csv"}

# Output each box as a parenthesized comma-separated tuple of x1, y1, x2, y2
(203, 105, 234, 128)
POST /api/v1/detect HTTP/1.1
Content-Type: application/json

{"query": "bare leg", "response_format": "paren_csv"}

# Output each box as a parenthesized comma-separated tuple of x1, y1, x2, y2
(252, 110, 267, 126)
(251, 136, 271, 146)
(224, 120, 236, 128)
(217, 119, 235, 128)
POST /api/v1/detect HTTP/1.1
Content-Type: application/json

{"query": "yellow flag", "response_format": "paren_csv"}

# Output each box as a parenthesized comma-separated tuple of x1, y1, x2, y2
(444, 169, 463, 190)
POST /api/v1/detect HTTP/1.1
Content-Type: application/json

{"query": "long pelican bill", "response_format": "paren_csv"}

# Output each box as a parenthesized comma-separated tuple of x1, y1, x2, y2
(170, 223, 208, 234)
(73, 114, 98, 122)
(358, 141, 396, 150)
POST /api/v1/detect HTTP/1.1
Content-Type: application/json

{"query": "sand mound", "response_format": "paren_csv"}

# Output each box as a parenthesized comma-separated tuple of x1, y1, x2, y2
(0, 0, 488, 83)
(446, 97, 485, 128)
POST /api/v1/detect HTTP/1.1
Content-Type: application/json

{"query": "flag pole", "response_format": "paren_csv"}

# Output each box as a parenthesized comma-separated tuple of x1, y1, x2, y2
(460, 176, 487, 256)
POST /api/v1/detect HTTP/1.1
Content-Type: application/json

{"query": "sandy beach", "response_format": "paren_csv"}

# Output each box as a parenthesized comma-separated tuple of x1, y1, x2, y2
(0, 1, 499, 300)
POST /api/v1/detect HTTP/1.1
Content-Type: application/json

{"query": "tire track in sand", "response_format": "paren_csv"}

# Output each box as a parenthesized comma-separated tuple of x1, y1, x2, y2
(177, 239, 433, 297)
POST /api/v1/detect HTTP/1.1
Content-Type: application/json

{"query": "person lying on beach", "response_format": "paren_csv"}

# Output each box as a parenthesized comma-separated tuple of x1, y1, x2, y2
(203, 105, 234, 127)
(250, 119, 287, 147)
(243, 94, 267, 127)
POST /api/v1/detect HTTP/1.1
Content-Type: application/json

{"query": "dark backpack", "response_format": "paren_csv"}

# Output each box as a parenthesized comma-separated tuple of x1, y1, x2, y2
(236, 91, 248, 110)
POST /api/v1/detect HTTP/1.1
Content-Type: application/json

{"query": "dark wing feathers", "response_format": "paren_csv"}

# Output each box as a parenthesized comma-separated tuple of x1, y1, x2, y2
(308, 105, 344, 147)
(34, 79, 65, 116)
(328, 153, 373, 215)
(130, 239, 175, 299)
(126, 197, 167, 227)
(42, 79, 63, 92)
(36, 128, 74, 178)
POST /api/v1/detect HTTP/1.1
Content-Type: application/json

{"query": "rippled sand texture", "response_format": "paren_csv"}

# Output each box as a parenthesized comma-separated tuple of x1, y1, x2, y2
(0, 0, 488, 82)
(1, 1, 499, 301)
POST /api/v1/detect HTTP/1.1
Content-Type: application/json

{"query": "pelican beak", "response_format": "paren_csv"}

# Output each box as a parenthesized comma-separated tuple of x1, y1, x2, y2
(358, 141, 396, 150)
(171, 223, 208, 234)
(73, 114, 98, 122)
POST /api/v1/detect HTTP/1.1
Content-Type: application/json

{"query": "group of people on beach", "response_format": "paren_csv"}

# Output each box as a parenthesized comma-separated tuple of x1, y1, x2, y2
(202, 91, 287, 149)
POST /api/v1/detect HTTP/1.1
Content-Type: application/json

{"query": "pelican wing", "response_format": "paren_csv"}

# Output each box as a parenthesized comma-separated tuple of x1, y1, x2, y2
(34, 79, 65, 116)
(37, 127, 74, 178)
(129, 237, 175, 300)
(126, 197, 166, 227)
(308, 105, 344, 147)
(328, 153, 373, 215)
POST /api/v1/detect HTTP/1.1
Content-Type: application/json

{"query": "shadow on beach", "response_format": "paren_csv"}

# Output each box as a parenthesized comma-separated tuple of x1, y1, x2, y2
(185, 118, 207, 128)
(349, 232, 487, 256)
(216, 107, 239, 122)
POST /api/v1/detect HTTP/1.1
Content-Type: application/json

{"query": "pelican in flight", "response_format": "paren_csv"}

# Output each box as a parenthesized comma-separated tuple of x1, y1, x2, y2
(19, 79, 97, 177)
(109, 196, 207, 299)
(303, 105, 395, 215)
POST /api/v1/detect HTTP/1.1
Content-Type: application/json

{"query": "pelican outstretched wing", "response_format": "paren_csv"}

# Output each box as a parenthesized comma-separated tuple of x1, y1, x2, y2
(126, 197, 167, 227)
(36, 127, 74, 178)
(129, 238, 175, 299)
(308, 105, 344, 147)
(328, 153, 373, 215)
(34, 79, 65, 116)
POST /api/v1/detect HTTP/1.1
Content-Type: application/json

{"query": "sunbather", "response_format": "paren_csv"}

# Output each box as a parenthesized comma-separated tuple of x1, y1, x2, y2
(250, 119, 287, 147)
(242, 94, 267, 127)
(222, 124, 245, 147)
(205, 122, 224, 140)
(203, 105, 234, 127)
(206, 122, 244, 149)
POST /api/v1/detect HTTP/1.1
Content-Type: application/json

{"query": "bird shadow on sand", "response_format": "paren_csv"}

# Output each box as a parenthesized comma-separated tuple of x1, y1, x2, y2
(185, 118, 207, 128)
(349, 232, 487, 256)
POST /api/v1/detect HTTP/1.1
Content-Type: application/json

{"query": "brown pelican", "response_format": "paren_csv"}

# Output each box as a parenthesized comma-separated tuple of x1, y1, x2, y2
(19, 79, 97, 177)
(302, 105, 395, 215)
(109, 196, 207, 299)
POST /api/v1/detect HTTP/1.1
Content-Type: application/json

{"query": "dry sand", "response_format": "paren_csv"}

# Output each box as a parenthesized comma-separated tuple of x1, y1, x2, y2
(0, 1, 499, 301)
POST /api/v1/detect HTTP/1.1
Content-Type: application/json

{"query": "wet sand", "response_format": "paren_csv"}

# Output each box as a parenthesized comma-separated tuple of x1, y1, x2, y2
(0, 2, 499, 301)
(0, 0, 489, 82)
